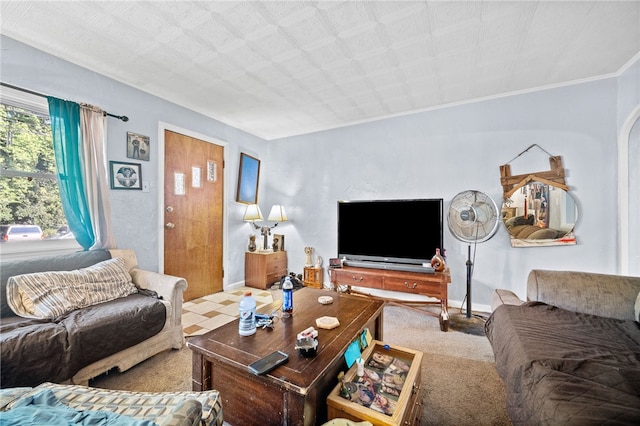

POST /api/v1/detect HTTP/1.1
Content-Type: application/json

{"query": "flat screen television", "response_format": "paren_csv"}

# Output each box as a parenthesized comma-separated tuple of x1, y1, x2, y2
(337, 198, 444, 266)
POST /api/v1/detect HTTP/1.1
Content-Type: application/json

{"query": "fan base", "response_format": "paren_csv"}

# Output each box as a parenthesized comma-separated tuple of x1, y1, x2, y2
(446, 312, 488, 336)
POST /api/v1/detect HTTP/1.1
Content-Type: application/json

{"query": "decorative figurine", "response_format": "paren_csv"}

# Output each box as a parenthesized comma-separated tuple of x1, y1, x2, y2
(248, 235, 257, 252)
(315, 256, 323, 268)
(304, 247, 313, 267)
(431, 248, 446, 272)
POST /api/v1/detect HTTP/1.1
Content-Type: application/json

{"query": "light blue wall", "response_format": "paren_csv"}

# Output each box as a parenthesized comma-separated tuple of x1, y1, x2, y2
(3, 34, 636, 308)
(267, 78, 621, 307)
(1, 36, 268, 285)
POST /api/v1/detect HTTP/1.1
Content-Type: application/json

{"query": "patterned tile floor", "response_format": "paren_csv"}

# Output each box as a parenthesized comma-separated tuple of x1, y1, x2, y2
(182, 286, 276, 336)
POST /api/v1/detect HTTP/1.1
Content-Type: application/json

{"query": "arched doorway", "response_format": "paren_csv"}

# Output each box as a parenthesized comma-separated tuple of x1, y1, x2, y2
(618, 105, 640, 275)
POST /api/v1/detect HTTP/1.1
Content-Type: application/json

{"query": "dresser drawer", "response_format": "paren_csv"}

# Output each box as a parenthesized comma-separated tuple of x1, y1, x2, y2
(384, 277, 433, 294)
(266, 251, 287, 265)
(266, 259, 286, 273)
(333, 270, 383, 289)
(266, 271, 286, 285)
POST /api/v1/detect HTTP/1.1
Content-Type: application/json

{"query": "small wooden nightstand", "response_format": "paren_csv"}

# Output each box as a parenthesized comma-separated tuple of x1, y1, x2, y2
(245, 251, 287, 289)
(303, 266, 324, 289)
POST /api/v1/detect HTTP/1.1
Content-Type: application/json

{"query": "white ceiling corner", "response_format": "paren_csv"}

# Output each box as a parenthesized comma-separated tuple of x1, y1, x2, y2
(1, 1, 638, 140)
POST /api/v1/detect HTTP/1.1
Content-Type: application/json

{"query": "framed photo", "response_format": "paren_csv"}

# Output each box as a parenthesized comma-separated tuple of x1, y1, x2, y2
(236, 152, 260, 204)
(127, 132, 150, 161)
(109, 161, 142, 190)
(273, 234, 285, 252)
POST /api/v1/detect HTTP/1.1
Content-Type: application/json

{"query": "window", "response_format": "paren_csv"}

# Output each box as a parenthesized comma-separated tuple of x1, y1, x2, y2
(0, 86, 80, 258)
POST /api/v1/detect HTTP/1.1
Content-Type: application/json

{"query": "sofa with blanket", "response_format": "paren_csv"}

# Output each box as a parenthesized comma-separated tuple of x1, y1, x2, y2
(0, 249, 186, 388)
(0, 382, 223, 426)
(485, 270, 640, 425)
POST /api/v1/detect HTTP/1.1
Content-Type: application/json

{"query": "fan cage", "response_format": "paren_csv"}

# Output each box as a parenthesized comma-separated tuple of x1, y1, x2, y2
(447, 191, 499, 244)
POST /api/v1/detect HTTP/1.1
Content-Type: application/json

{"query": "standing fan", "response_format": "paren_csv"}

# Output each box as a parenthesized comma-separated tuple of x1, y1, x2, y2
(447, 190, 500, 318)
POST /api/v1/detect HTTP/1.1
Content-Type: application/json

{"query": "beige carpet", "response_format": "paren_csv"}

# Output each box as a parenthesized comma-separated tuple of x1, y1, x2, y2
(382, 305, 510, 425)
(91, 302, 511, 425)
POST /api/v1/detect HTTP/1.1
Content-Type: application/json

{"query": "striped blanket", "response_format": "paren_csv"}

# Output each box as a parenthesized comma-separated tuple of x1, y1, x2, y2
(6, 257, 137, 319)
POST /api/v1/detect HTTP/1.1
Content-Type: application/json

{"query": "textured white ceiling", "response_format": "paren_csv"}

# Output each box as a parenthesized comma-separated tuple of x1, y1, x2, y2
(1, 1, 639, 140)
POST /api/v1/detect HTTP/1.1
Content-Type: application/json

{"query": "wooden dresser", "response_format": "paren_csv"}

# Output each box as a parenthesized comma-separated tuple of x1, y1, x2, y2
(244, 251, 287, 289)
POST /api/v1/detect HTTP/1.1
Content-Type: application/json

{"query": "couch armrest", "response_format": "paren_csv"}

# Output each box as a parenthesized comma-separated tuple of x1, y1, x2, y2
(156, 399, 202, 426)
(109, 249, 187, 328)
(130, 268, 187, 328)
(527, 269, 640, 321)
(491, 289, 525, 312)
(109, 249, 139, 272)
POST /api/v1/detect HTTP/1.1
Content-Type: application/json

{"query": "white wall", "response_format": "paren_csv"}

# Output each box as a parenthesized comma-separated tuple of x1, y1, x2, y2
(266, 78, 622, 308)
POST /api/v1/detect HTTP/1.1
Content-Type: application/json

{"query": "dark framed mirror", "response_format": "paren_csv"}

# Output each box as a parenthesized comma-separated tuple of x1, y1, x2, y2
(236, 152, 260, 204)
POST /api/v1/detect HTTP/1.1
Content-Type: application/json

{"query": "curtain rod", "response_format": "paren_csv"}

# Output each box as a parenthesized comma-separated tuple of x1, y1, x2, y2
(0, 82, 129, 122)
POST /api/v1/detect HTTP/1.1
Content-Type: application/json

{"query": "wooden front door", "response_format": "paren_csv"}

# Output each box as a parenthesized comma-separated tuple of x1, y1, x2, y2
(164, 130, 224, 301)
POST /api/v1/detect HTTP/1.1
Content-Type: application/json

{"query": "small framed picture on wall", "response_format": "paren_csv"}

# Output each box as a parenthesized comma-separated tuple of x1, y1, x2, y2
(127, 132, 150, 161)
(109, 161, 142, 190)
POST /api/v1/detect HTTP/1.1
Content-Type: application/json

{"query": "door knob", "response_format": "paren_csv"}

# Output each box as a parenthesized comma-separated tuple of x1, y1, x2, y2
(165, 222, 175, 229)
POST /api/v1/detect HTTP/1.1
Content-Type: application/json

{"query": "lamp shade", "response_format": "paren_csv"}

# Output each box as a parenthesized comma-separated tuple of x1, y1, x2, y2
(243, 204, 263, 222)
(268, 205, 288, 222)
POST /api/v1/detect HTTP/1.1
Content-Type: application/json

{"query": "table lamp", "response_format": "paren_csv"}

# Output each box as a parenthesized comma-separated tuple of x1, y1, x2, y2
(244, 204, 288, 250)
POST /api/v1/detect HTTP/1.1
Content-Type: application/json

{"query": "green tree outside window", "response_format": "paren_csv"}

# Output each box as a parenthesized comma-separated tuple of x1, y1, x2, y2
(1, 104, 66, 237)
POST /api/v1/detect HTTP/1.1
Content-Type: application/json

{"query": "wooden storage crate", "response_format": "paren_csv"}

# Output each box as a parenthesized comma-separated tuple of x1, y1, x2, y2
(326, 341, 423, 426)
(303, 266, 324, 288)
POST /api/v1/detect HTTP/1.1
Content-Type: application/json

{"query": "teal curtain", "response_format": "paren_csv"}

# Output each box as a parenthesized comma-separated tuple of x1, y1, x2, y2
(48, 97, 95, 249)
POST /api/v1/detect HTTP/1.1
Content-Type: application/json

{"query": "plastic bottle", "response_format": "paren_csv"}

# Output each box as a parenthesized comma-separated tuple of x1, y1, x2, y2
(282, 276, 294, 317)
(238, 291, 256, 336)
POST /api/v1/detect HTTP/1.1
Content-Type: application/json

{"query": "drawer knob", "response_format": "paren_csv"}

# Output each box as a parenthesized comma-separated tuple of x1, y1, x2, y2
(404, 281, 418, 289)
(351, 276, 364, 282)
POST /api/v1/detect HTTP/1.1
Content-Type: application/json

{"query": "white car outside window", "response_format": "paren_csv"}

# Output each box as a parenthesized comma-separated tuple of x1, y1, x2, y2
(1, 225, 44, 242)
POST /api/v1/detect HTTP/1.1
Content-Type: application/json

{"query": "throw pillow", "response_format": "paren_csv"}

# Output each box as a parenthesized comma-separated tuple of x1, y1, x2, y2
(6, 257, 137, 319)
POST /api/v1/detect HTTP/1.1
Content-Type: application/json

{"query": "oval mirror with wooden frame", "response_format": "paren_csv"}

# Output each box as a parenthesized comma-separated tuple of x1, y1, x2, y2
(502, 181, 578, 247)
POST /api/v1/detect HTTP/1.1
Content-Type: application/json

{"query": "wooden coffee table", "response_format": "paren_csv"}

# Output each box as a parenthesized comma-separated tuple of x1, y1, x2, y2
(187, 288, 385, 426)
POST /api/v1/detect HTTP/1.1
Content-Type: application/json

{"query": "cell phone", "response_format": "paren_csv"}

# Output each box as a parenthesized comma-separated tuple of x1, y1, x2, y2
(248, 350, 289, 375)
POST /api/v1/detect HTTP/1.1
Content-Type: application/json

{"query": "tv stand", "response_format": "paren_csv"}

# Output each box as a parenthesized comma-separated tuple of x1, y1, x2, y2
(330, 265, 451, 331)
(343, 260, 435, 274)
